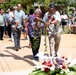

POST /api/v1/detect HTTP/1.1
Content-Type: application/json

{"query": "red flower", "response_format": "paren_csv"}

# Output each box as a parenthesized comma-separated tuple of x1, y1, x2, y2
(48, 16, 50, 20)
(47, 61, 52, 67)
(42, 61, 45, 65)
(42, 61, 52, 73)
(60, 63, 63, 65)
(62, 56, 65, 59)
(65, 58, 68, 60)
(62, 65, 66, 69)
(55, 64, 58, 66)
(42, 61, 52, 67)
(51, 17, 55, 21)
(44, 68, 50, 73)
(48, 73, 51, 75)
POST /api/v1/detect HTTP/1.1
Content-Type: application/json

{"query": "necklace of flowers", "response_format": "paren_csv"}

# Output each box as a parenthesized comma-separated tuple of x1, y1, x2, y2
(44, 25, 47, 52)
(44, 12, 54, 52)
(48, 12, 55, 21)
(32, 17, 41, 51)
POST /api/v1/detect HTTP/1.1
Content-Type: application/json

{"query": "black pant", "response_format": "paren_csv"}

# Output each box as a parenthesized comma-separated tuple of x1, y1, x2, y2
(0, 26, 4, 39)
(29, 36, 41, 57)
(7, 25, 11, 38)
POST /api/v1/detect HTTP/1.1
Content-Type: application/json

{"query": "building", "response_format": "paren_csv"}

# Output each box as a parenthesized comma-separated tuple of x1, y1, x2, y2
(0, 0, 5, 3)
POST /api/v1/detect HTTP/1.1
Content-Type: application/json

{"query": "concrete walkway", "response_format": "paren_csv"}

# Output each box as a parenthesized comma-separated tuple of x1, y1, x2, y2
(0, 34, 76, 75)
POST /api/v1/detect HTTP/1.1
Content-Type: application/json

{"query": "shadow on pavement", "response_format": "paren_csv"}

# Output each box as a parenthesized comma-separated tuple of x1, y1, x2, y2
(22, 46, 30, 49)
(4, 50, 35, 66)
(23, 55, 33, 60)
(6, 46, 15, 50)
(6, 46, 31, 50)
(0, 53, 12, 57)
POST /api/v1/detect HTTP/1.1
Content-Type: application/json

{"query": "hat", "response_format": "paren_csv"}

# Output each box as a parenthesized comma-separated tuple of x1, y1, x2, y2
(49, 3, 55, 8)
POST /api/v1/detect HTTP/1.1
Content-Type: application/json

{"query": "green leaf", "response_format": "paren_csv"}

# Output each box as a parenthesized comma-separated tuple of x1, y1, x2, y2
(29, 69, 48, 75)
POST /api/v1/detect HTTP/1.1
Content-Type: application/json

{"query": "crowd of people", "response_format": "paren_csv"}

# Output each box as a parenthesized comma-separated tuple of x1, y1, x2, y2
(61, 8, 76, 32)
(0, 3, 76, 61)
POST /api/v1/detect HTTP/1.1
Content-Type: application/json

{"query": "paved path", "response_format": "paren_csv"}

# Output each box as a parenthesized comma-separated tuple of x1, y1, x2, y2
(0, 34, 76, 75)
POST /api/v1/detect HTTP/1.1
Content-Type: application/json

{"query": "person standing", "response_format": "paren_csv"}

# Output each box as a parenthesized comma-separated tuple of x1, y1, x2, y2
(72, 8, 76, 17)
(5, 7, 14, 39)
(28, 9, 34, 48)
(61, 12, 68, 31)
(43, 3, 62, 57)
(12, 4, 26, 51)
(72, 8, 76, 25)
(9, 7, 15, 41)
(28, 8, 44, 60)
(22, 14, 28, 40)
(0, 8, 5, 40)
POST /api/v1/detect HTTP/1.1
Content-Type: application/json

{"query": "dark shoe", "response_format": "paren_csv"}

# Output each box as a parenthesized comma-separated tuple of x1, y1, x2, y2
(34, 56, 39, 61)
(15, 47, 19, 51)
(0, 38, 3, 40)
(54, 53, 57, 57)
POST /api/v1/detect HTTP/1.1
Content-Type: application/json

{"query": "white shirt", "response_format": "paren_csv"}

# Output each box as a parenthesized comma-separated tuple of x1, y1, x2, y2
(0, 14, 5, 26)
(43, 11, 62, 35)
(9, 12, 14, 21)
(55, 11, 61, 22)
(12, 10, 26, 28)
(61, 14, 68, 19)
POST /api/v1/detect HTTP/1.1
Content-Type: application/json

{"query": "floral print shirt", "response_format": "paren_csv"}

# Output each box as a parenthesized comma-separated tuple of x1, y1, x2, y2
(28, 14, 44, 38)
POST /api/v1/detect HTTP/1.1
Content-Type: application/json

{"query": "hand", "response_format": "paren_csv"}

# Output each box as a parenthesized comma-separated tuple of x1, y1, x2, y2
(14, 27, 17, 31)
(45, 21, 50, 26)
(47, 27, 49, 32)
(36, 17, 40, 21)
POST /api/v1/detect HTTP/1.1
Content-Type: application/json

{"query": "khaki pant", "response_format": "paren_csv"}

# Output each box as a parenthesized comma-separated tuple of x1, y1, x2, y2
(48, 34, 61, 55)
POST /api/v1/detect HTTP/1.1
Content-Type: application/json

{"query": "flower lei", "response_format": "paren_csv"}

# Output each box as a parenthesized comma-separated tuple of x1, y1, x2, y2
(44, 12, 55, 52)
(48, 12, 55, 22)
(32, 12, 55, 52)
(32, 17, 41, 51)
(44, 25, 47, 52)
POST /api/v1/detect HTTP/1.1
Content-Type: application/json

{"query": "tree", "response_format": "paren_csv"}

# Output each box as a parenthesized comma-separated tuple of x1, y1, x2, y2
(0, 0, 75, 13)
(43, 0, 52, 10)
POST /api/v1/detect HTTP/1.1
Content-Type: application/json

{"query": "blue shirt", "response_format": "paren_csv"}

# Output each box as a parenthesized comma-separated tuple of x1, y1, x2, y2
(12, 10, 26, 28)
(5, 13, 9, 22)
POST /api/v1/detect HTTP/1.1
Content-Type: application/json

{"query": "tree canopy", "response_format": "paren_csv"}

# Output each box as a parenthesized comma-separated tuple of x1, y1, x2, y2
(0, 0, 76, 13)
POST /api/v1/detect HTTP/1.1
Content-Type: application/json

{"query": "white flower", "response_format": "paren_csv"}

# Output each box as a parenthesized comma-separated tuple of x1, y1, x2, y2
(69, 58, 76, 67)
(60, 70, 64, 74)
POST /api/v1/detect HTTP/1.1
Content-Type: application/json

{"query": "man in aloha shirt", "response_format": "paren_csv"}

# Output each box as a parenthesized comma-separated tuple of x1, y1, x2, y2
(43, 3, 62, 57)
